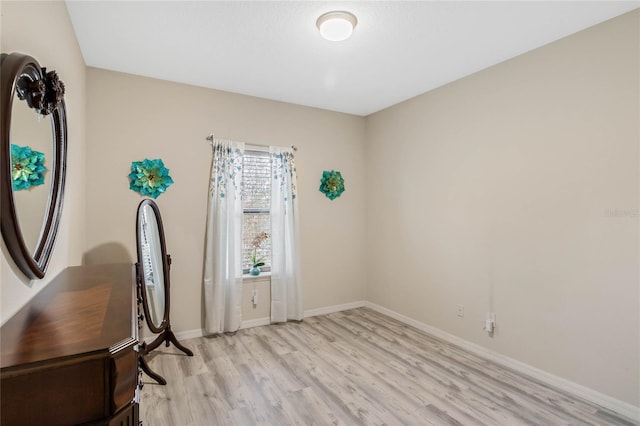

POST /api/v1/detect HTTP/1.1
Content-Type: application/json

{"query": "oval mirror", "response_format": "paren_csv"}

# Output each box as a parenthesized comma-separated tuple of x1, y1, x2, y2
(0, 52, 67, 279)
(136, 199, 168, 332)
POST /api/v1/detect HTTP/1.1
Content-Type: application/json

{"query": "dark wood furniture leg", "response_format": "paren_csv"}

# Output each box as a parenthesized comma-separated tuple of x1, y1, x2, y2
(138, 351, 166, 386)
(138, 325, 193, 385)
(145, 324, 194, 357)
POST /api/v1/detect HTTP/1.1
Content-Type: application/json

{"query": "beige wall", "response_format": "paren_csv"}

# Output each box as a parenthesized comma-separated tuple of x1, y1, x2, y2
(242, 276, 271, 322)
(2, 0, 636, 411)
(365, 11, 639, 406)
(85, 68, 367, 334)
(0, 1, 86, 324)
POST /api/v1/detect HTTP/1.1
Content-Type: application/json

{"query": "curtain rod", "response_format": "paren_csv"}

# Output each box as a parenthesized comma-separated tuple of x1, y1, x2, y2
(206, 133, 297, 152)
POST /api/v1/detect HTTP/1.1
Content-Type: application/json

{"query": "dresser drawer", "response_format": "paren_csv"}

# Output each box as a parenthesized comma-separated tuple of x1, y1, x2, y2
(1, 357, 106, 426)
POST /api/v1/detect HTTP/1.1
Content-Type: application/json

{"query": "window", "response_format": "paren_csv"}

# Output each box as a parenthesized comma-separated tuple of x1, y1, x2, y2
(242, 150, 271, 272)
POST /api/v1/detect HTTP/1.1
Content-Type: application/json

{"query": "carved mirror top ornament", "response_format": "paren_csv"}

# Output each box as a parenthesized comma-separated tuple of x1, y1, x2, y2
(16, 67, 65, 116)
(1, 52, 67, 279)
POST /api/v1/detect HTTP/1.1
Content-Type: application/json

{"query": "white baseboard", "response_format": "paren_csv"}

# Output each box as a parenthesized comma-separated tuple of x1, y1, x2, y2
(173, 317, 272, 340)
(364, 301, 640, 423)
(240, 300, 366, 328)
(173, 328, 204, 341)
(241, 316, 271, 329)
(173, 301, 366, 340)
(303, 300, 366, 318)
(173, 300, 638, 422)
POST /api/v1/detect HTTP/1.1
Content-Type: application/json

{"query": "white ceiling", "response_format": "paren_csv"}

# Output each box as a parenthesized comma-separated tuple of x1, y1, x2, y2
(66, 1, 639, 116)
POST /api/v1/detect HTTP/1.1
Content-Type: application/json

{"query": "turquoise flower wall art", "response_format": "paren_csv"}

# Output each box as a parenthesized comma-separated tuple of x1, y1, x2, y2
(129, 158, 174, 199)
(319, 170, 345, 200)
(11, 144, 47, 191)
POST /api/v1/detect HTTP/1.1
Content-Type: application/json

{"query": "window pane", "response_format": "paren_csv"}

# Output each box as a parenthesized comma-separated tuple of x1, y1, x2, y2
(243, 153, 271, 210)
(242, 151, 271, 271)
(243, 212, 270, 270)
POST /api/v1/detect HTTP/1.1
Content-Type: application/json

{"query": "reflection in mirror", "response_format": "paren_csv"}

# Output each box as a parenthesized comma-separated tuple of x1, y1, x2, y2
(11, 92, 53, 254)
(138, 203, 166, 328)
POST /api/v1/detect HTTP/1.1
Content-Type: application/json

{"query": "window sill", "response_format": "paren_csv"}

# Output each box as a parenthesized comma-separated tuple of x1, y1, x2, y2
(243, 272, 271, 282)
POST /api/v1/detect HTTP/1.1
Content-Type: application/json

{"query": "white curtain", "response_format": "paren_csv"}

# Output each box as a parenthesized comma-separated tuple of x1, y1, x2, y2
(203, 139, 245, 334)
(269, 146, 303, 322)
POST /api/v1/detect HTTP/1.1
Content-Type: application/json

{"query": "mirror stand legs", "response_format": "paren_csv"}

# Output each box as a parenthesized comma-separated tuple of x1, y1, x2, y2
(145, 324, 194, 357)
(138, 324, 193, 385)
(138, 351, 167, 386)
(165, 325, 194, 357)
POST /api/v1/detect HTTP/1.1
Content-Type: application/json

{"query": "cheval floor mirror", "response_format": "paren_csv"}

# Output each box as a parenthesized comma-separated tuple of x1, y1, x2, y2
(136, 199, 193, 385)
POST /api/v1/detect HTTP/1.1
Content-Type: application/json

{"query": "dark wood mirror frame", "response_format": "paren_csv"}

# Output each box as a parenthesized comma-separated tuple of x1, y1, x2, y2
(0, 52, 67, 279)
(135, 199, 193, 385)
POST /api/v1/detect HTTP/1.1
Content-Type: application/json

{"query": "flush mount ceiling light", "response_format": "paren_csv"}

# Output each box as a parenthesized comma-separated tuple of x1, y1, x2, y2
(316, 11, 357, 42)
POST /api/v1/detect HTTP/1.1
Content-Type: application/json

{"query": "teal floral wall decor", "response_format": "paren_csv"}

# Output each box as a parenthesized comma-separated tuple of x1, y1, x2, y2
(129, 158, 174, 199)
(11, 144, 47, 191)
(319, 170, 345, 200)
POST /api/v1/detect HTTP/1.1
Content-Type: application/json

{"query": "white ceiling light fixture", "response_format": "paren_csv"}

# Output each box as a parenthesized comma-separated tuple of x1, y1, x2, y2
(316, 11, 358, 42)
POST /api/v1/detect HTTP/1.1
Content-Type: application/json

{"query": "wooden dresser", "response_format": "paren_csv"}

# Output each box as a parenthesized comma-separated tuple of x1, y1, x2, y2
(0, 264, 140, 426)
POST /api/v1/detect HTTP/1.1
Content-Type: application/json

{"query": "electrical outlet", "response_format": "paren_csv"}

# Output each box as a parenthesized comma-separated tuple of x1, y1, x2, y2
(484, 312, 496, 333)
(457, 304, 464, 317)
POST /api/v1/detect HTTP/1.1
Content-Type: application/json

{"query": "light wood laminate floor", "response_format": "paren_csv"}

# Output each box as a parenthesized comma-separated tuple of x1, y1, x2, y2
(140, 308, 637, 425)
